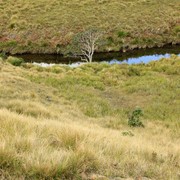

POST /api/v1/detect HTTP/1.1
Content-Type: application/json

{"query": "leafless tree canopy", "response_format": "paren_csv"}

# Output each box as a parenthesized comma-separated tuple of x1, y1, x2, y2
(70, 29, 103, 63)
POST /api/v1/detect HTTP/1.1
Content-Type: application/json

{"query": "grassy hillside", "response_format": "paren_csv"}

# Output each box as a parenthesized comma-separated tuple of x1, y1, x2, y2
(0, 56, 180, 179)
(0, 0, 180, 54)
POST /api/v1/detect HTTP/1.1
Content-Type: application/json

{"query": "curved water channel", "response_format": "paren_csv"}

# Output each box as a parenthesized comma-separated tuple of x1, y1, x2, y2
(17, 45, 180, 67)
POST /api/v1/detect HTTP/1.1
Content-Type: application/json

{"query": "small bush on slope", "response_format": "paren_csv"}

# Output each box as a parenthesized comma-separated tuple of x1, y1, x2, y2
(7, 56, 24, 66)
(128, 108, 144, 127)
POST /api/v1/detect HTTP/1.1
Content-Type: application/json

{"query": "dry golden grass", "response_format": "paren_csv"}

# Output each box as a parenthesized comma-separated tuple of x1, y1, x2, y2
(0, 57, 180, 179)
(1, 108, 180, 179)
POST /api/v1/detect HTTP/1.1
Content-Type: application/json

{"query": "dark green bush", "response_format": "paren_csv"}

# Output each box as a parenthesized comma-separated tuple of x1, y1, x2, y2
(128, 108, 144, 127)
(0, 52, 7, 60)
(117, 31, 130, 38)
(7, 56, 24, 66)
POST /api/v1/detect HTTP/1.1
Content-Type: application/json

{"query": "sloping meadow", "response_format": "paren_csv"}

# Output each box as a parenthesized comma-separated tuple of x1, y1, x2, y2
(0, 56, 180, 179)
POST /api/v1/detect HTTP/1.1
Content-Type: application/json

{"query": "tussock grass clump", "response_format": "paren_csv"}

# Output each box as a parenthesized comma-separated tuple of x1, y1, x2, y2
(0, 100, 57, 118)
(7, 56, 24, 66)
(0, 56, 180, 179)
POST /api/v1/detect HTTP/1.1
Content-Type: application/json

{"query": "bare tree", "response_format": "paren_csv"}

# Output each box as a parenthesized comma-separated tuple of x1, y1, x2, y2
(69, 29, 103, 63)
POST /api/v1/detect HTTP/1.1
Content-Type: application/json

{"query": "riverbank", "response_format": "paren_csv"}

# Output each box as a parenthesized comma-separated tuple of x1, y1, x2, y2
(0, 55, 180, 179)
(0, 0, 179, 54)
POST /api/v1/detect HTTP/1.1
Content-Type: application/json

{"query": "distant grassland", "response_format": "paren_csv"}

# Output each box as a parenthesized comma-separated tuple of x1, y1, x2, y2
(0, 55, 180, 179)
(0, 0, 180, 54)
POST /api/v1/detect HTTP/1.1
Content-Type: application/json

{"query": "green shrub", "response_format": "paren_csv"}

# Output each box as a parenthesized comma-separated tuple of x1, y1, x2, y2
(128, 108, 144, 127)
(0, 52, 7, 60)
(117, 31, 130, 38)
(173, 25, 180, 33)
(7, 56, 24, 66)
(0, 41, 18, 48)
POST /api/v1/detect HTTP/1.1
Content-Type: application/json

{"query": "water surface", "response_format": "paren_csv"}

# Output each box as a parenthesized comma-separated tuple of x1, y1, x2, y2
(17, 45, 180, 67)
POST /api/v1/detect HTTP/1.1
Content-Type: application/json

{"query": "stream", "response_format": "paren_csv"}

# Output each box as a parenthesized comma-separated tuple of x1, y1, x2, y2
(16, 45, 180, 67)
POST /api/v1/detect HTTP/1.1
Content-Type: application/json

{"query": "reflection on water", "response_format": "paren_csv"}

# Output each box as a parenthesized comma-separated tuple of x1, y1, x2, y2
(17, 45, 180, 67)
(108, 53, 180, 65)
